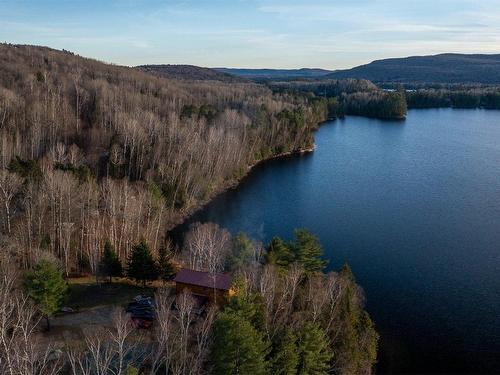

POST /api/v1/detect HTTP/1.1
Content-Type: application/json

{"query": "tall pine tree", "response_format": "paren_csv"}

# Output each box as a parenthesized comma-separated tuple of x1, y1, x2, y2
(100, 240, 122, 282)
(266, 236, 294, 268)
(291, 229, 327, 273)
(333, 264, 378, 374)
(24, 259, 68, 330)
(270, 328, 299, 375)
(211, 311, 269, 375)
(296, 322, 332, 375)
(127, 240, 158, 287)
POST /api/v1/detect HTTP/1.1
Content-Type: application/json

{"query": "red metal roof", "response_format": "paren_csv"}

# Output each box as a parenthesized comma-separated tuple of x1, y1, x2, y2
(174, 269, 231, 291)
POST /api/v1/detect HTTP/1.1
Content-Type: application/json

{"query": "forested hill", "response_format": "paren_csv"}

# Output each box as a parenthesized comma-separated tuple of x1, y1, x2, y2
(138, 64, 249, 83)
(0, 43, 329, 272)
(214, 67, 332, 80)
(0, 44, 380, 375)
(269, 79, 408, 120)
(327, 53, 500, 84)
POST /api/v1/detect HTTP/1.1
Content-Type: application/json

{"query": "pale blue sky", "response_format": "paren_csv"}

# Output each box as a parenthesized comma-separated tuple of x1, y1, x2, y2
(1, 0, 500, 69)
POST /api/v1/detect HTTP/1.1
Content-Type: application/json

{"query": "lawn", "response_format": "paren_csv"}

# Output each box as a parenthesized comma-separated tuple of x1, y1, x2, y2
(66, 278, 158, 309)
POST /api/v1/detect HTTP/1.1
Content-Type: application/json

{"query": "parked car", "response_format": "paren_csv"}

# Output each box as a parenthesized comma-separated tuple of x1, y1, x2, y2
(126, 296, 155, 328)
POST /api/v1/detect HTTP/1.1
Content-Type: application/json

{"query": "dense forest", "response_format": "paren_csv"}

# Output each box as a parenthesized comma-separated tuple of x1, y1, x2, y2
(219, 54, 500, 114)
(0, 44, 379, 374)
(268, 79, 500, 114)
(137, 64, 248, 83)
(405, 87, 500, 109)
(0, 43, 330, 273)
(214, 68, 333, 80)
(205, 228, 378, 375)
(0, 225, 378, 374)
(268, 80, 407, 120)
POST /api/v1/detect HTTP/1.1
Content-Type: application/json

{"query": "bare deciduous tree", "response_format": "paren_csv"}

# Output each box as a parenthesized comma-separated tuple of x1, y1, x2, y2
(150, 289, 216, 375)
(150, 289, 176, 375)
(67, 308, 140, 375)
(0, 170, 22, 234)
(0, 258, 62, 375)
(183, 222, 231, 273)
(191, 304, 216, 374)
(172, 291, 196, 375)
(0, 43, 324, 283)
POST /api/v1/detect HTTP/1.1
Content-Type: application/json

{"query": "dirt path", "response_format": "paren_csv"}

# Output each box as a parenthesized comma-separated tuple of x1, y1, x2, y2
(53, 305, 116, 328)
(39, 305, 117, 347)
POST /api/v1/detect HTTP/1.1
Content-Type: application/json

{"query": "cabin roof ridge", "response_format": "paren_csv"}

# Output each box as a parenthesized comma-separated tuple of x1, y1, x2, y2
(173, 268, 232, 291)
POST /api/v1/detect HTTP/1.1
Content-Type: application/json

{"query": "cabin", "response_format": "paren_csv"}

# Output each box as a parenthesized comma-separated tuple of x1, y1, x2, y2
(173, 268, 233, 304)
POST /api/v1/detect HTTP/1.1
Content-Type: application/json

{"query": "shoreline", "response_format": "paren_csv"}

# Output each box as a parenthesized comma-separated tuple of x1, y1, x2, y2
(165, 115, 338, 234)
(166, 144, 316, 232)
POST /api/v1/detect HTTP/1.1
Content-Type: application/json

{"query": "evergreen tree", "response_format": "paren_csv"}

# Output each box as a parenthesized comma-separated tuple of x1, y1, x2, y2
(270, 329, 299, 375)
(291, 229, 327, 273)
(24, 259, 68, 330)
(357, 310, 379, 373)
(211, 311, 269, 375)
(225, 285, 267, 332)
(229, 232, 255, 270)
(296, 322, 332, 375)
(266, 236, 294, 268)
(333, 264, 378, 375)
(127, 240, 158, 286)
(77, 251, 91, 274)
(335, 264, 360, 373)
(157, 245, 176, 283)
(100, 240, 122, 282)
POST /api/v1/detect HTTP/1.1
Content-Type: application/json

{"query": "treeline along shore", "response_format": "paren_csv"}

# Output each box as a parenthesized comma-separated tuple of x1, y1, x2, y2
(0, 43, 407, 276)
(11, 43, 500, 375)
(0, 43, 381, 375)
(405, 86, 500, 109)
(268, 80, 500, 113)
(0, 43, 329, 272)
(267, 80, 408, 120)
(3, 44, 498, 277)
(267, 80, 500, 119)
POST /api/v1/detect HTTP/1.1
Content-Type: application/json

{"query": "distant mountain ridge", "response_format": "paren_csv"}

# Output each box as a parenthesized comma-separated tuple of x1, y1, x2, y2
(139, 53, 500, 85)
(137, 64, 248, 83)
(326, 54, 500, 84)
(214, 67, 332, 80)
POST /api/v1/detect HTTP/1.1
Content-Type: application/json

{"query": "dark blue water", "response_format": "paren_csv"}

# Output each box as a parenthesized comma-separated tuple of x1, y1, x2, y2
(173, 109, 500, 374)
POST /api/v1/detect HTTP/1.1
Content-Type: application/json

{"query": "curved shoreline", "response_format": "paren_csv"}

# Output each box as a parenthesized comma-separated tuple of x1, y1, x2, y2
(166, 144, 316, 232)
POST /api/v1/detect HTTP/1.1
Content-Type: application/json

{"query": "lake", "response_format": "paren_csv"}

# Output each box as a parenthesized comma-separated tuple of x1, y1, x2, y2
(172, 109, 500, 374)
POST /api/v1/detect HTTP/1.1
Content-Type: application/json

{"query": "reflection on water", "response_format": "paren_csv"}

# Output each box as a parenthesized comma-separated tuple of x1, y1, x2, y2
(172, 109, 500, 374)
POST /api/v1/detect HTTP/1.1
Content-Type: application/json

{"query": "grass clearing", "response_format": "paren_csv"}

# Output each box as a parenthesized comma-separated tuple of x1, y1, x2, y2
(66, 279, 157, 309)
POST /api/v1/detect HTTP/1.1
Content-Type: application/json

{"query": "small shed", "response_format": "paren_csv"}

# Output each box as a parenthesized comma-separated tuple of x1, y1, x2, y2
(173, 268, 232, 303)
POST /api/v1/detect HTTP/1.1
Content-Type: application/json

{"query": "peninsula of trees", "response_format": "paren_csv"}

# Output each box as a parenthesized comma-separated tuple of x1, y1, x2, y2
(268, 80, 408, 120)
(216, 53, 500, 113)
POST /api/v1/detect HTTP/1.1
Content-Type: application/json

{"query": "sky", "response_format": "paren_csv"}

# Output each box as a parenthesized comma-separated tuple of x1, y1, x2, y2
(1, 0, 500, 69)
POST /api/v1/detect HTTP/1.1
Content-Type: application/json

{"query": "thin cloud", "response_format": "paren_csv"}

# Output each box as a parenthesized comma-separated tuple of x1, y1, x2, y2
(2, 0, 500, 68)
